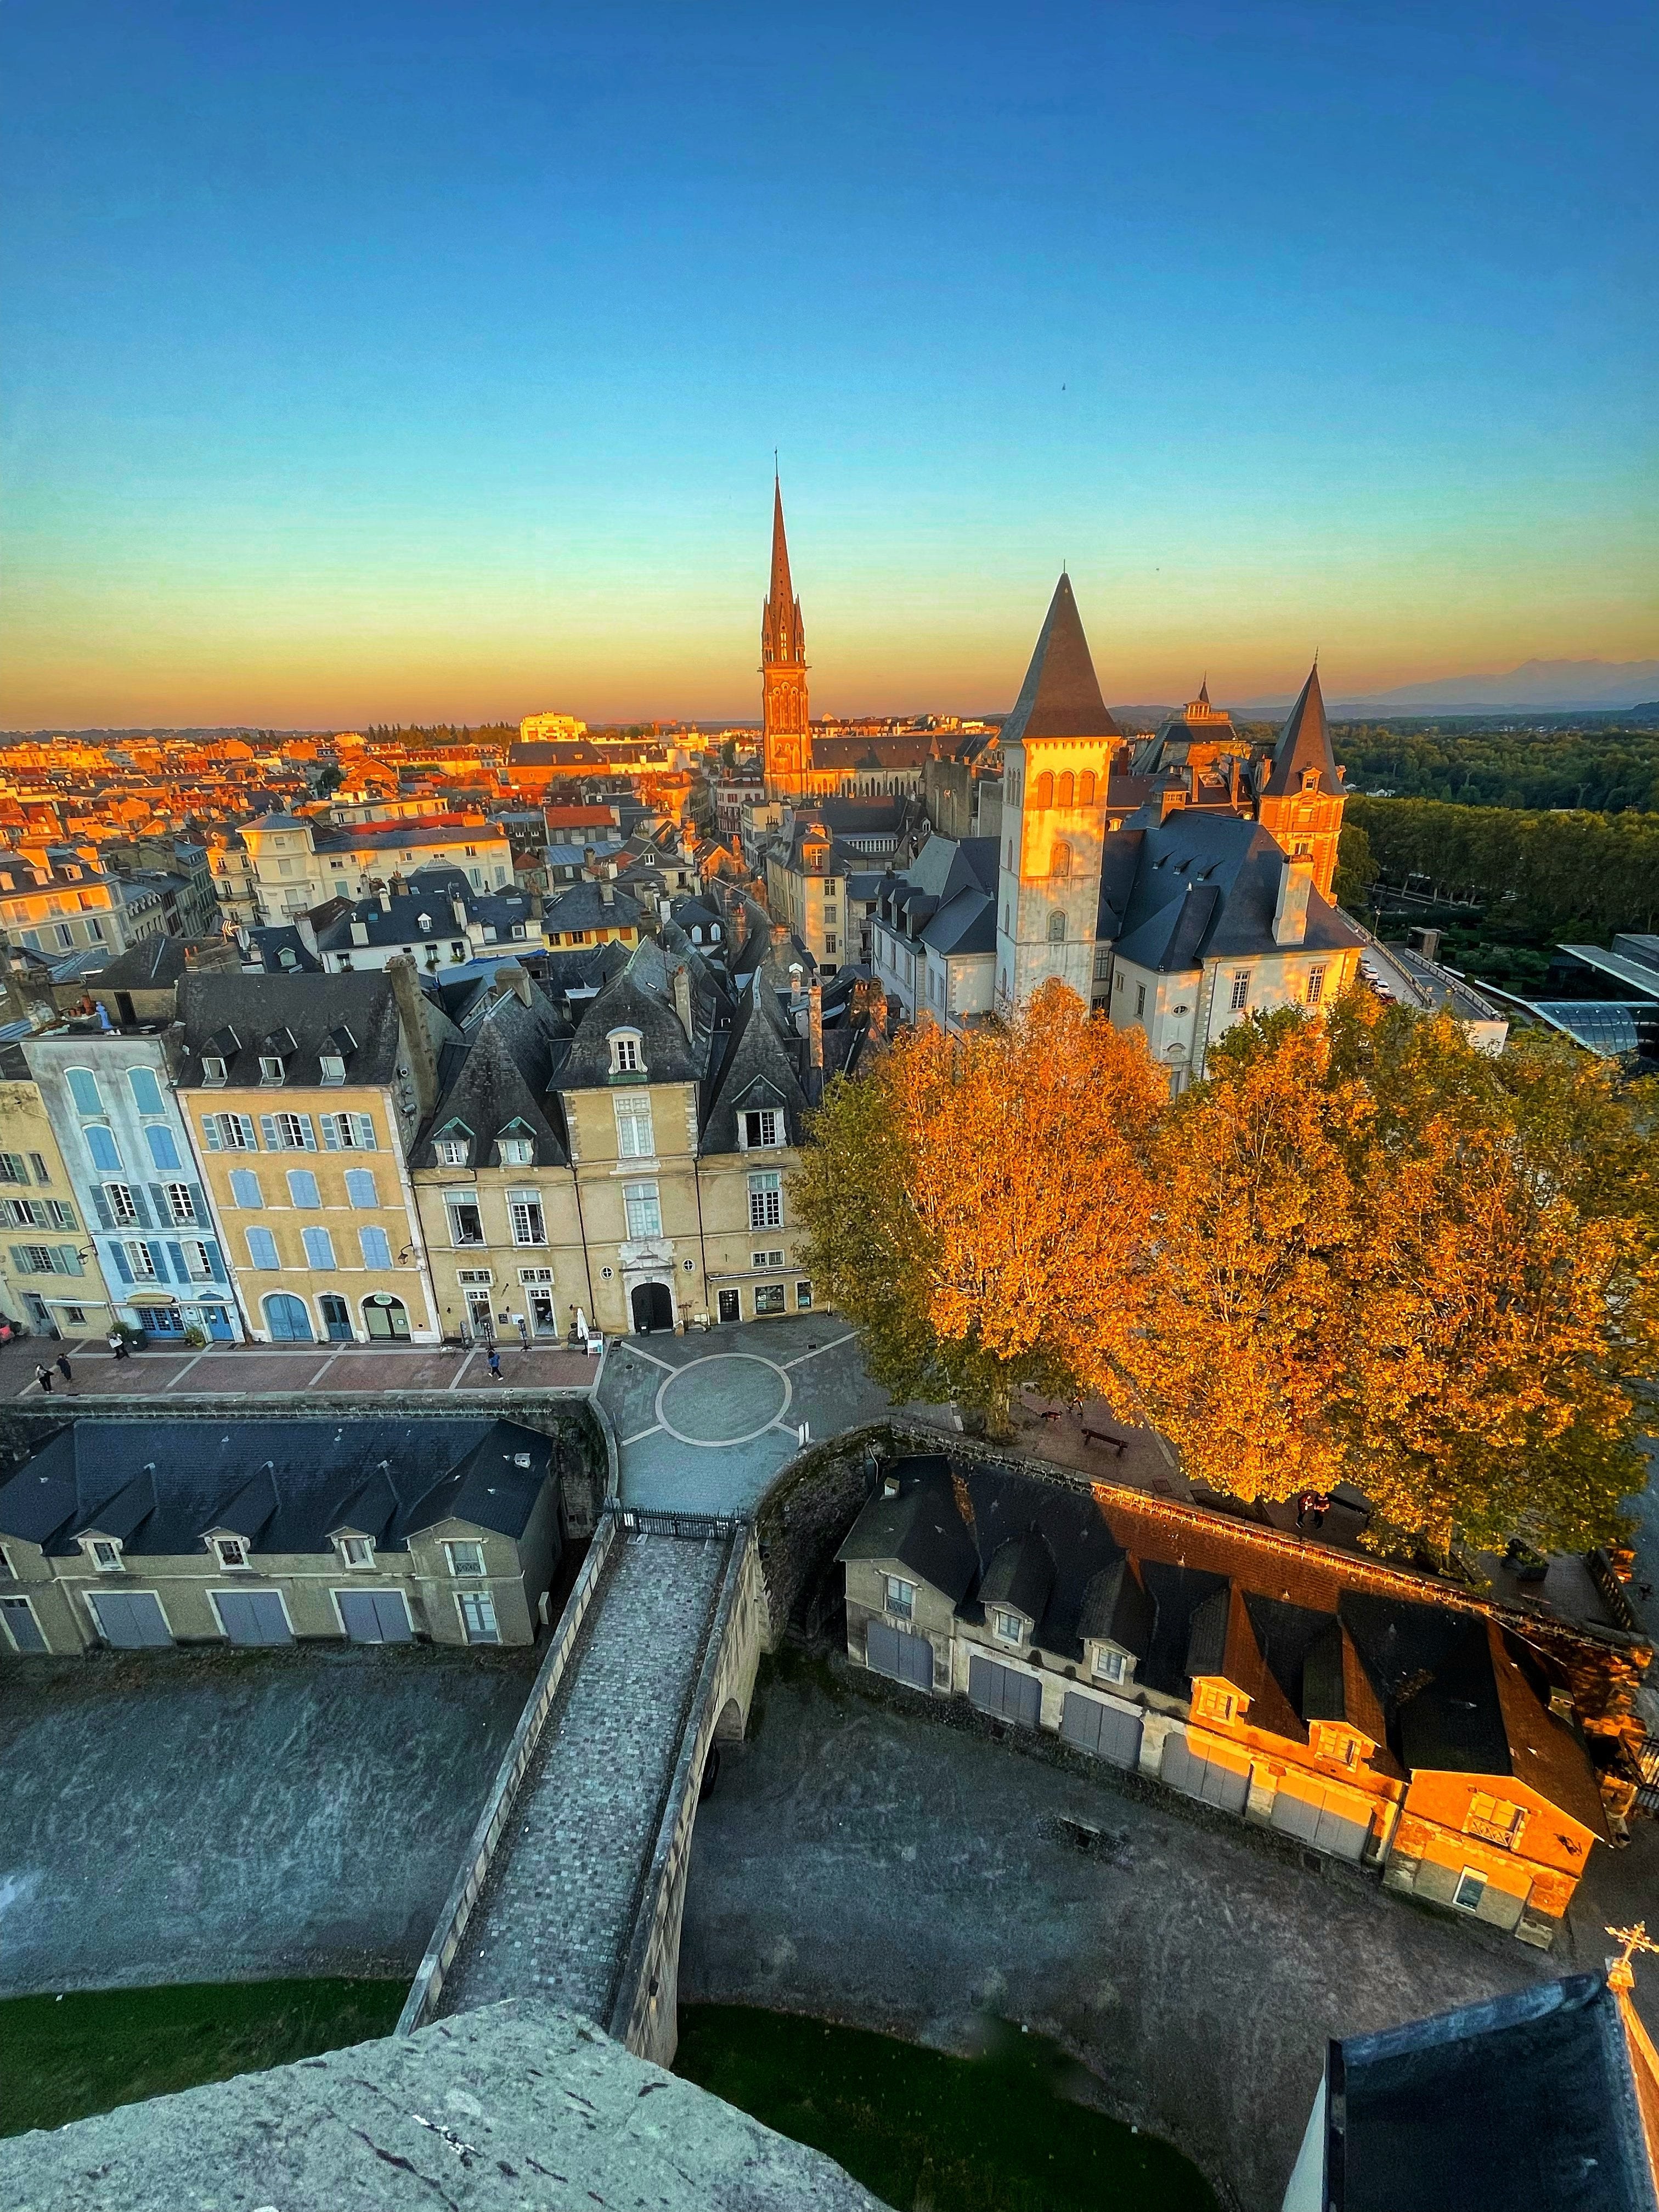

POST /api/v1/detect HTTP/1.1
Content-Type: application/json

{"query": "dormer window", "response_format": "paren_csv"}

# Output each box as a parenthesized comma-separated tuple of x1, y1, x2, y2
(1301, 768, 1320, 792)
(259, 1057, 285, 1085)
(884, 1575, 915, 1621)
(611, 1032, 643, 1074)
(1092, 1646, 1130, 1685)
(337, 1535, 374, 1570)
(498, 1136, 534, 1165)
(319, 1054, 346, 1086)
(992, 1610, 1024, 1646)
(213, 1537, 250, 1571)
(742, 1108, 783, 1149)
(202, 1056, 228, 1086)
(436, 1137, 469, 1167)
(86, 1538, 123, 1573)
(1197, 1684, 1237, 1725)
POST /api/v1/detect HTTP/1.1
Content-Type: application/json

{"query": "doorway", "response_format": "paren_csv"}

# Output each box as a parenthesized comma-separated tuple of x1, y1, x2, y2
(263, 1293, 313, 1343)
(716, 1288, 741, 1326)
(363, 1294, 410, 1340)
(465, 1289, 495, 1342)
(630, 1279, 674, 1334)
(319, 1294, 353, 1342)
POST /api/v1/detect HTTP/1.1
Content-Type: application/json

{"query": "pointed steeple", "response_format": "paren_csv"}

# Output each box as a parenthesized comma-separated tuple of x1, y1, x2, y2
(1198, 675, 1211, 706)
(1264, 662, 1339, 795)
(1001, 574, 1121, 747)
(762, 474, 805, 668)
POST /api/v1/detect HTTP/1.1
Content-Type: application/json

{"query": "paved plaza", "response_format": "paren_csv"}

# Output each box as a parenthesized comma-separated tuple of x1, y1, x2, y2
(0, 1334, 597, 1402)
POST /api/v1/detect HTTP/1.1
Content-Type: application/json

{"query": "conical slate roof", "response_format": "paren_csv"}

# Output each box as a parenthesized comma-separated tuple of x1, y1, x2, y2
(763, 476, 805, 665)
(1263, 663, 1339, 795)
(1001, 573, 1121, 746)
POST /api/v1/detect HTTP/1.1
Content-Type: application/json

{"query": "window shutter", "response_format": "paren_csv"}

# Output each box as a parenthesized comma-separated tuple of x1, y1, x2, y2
(109, 1242, 132, 1282)
(90, 1187, 114, 1229)
(166, 1242, 187, 1283)
(56, 1245, 83, 1277)
(8, 1245, 26, 1275)
(236, 1115, 256, 1149)
(299, 1116, 317, 1151)
(126, 1186, 151, 1227)
(259, 1115, 278, 1149)
(207, 1243, 226, 1282)
(352, 1115, 376, 1149)
(321, 1116, 340, 1149)
(48, 1201, 75, 1229)
(149, 1184, 170, 1226)
(201, 1118, 222, 1152)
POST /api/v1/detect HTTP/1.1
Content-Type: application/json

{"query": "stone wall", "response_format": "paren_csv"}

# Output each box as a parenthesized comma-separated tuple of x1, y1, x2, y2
(751, 1421, 889, 1645)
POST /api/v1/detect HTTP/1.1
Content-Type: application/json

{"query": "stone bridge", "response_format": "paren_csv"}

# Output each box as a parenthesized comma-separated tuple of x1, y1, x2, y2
(397, 1504, 769, 2066)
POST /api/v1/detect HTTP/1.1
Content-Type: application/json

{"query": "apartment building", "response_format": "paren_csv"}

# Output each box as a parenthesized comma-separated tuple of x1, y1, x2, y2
(0, 1046, 121, 1342)
(0, 846, 158, 961)
(212, 812, 516, 927)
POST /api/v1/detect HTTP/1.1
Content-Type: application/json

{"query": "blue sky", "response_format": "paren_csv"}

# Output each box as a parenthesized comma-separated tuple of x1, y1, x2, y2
(4, 0, 1654, 725)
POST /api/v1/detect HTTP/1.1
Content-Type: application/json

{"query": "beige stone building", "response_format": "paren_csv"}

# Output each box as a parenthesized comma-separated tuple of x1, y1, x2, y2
(0, 1414, 561, 1655)
(0, 1045, 120, 1341)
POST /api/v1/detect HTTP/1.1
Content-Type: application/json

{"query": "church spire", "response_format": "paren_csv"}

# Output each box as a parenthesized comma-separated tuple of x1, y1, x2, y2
(763, 473, 805, 669)
(760, 473, 810, 796)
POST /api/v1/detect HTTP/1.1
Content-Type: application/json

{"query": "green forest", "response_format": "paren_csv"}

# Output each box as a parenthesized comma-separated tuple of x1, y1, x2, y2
(1332, 719, 1659, 812)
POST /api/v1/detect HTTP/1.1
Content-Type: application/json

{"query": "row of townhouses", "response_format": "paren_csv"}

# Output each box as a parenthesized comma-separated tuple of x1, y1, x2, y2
(0, 906, 877, 1352)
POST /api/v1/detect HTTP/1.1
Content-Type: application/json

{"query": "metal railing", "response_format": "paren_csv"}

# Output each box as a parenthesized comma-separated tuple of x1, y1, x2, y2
(608, 1502, 749, 1541)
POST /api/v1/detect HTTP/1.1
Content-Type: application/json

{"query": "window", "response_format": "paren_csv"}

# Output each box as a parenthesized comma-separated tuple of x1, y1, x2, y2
(1466, 1794, 1527, 1849)
(1453, 1870, 1487, 1913)
(245, 1227, 280, 1269)
(623, 1182, 662, 1238)
(286, 1170, 320, 1209)
(752, 1249, 785, 1270)
(338, 1535, 374, 1569)
(344, 1169, 379, 1207)
(127, 1068, 165, 1115)
(885, 1576, 916, 1620)
(1047, 912, 1065, 943)
(145, 1125, 182, 1171)
(611, 1032, 642, 1074)
(47, 1200, 76, 1230)
(459, 1591, 499, 1644)
(1093, 946, 1111, 983)
(1079, 770, 1096, 804)
(796, 1280, 812, 1309)
(359, 1226, 392, 1269)
(1198, 1685, 1237, 1724)
(1057, 771, 1074, 808)
(55, 923, 75, 950)
(498, 1137, 533, 1166)
(754, 1283, 786, 1314)
(123, 1240, 157, 1281)
(203, 1113, 257, 1151)
(86, 1126, 122, 1171)
(436, 1137, 470, 1167)
(164, 1183, 198, 1224)
(321, 1114, 377, 1149)
(201, 1056, 228, 1086)
(105, 1182, 139, 1224)
(0, 1154, 24, 1185)
(1306, 966, 1326, 1007)
(824, 933, 838, 955)
(748, 1171, 782, 1231)
(615, 1097, 655, 1158)
(742, 1108, 783, 1149)
(18, 1245, 64, 1275)
(66, 1069, 104, 1116)
(1229, 971, 1250, 1012)
(229, 1169, 263, 1207)
(318, 1054, 346, 1087)
(183, 1240, 214, 1280)
(445, 1195, 484, 1245)
(445, 1539, 486, 1577)
(263, 1113, 317, 1151)
(258, 1055, 286, 1084)
(300, 1226, 336, 1270)
(1033, 771, 1054, 809)
(214, 1538, 249, 1571)
(1094, 1647, 1128, 1683)
(88, 1538, 123, 1572)
(993, 1610, 1023, 1645)
(509, 1193, 546, 1246)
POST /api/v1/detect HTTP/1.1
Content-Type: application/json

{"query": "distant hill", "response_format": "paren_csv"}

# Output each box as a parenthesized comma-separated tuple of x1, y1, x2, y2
(1338, 659, 1659, 712)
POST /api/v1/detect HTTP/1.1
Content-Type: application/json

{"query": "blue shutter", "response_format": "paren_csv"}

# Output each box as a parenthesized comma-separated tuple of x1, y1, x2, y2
(298, 1115, 318, 1151)
(86, 1127, 122, 1171)
(166, 1242, 187, 1283)
(207, 1243, 226, 1282)
(320, 1116, 340, 1150)
(109, 1242, 132, 1282)
(201, 1116, 222, 1152)
(145, 1125, 182, 1171)
(149, 1184, 171, 1227)
(259, 1115, 278, 1150)
(7, 1245, 26, 1274)
(127, 1186, 152, 1227)
(90, 1187, 114, 1229)
(55, 1245, 83, 1277)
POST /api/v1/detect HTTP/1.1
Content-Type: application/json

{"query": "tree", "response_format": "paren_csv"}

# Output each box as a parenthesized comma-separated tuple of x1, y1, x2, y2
(1332, 821, 1376, 911)
(791, 984, 1165, 1432)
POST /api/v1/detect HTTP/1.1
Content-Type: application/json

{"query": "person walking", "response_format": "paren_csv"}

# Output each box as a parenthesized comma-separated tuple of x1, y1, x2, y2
(55, 1351, 72, 1386)
(34, 1362, 53, 1393)
(108, 1328, 130, 1361)
(487, 1346, 503, 1383)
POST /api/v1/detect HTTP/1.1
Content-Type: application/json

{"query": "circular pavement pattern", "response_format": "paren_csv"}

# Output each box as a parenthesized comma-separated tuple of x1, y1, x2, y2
(656, 1353, 792, 1447)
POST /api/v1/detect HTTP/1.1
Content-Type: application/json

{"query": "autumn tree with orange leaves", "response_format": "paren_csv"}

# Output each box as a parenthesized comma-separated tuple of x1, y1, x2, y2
(792, 982, 1165, 1433)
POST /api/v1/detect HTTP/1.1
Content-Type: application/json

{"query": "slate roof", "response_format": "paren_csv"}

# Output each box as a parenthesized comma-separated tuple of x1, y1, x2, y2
(175, 970, 414, 1090)
(417, 985, 571, 1168)
(701, 970, 812, 1150)
(237, 926, 324, 976)
(1261, 663, 1341, 798)
(1101, 811, 1364, 972)
(87, 934, 194, 991)
(309, 868, 535, 952)
(541, 879, 644, 935)
(1329, 1973, 1659, 2212)
(1000, 574, 1122, 747)
(0, 1417, 552, 1556)
(557, 935, 721, 1089)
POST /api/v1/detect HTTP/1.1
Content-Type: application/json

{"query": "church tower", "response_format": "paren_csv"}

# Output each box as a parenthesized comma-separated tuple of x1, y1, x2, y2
(994, 574, 1122, 1014)
(760, 476, 812, 798)
(1254, 663, 1345, 900)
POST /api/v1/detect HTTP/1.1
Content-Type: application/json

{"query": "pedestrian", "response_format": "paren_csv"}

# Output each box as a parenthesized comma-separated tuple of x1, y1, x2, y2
(55, 1351, 72, 1386)
(108, 1328, 129, 1361)
(487, 1346, 503, 1381)
(34, 1362, 53, 1393)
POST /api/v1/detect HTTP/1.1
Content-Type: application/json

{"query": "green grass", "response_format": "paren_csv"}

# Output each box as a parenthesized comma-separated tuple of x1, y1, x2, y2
(675, 2005, 1220, 2212)
(0, 1978, 409, 2138)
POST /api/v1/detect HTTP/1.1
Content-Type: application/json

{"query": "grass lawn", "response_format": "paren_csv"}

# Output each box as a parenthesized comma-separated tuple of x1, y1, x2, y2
(0, 1978, 408, 2138)
(675, 2005, 1220, 2212)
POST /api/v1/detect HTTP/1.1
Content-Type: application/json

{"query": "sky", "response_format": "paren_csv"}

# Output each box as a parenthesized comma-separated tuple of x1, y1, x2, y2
(3, 0, 1655, 729)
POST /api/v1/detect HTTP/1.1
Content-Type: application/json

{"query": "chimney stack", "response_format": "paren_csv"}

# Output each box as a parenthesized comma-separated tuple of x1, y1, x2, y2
(1272, 858, 1314, 948)
(808, 980, 823, 1070)
(600, 881, 616, 908)
(385, 954, 439, 1116)
(672, 961, 694, 1042)
(493, 961, 533, 1008)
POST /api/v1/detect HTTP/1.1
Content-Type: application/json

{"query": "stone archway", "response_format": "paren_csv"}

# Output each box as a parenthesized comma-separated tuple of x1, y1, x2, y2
(630, 1280, 674, 1334)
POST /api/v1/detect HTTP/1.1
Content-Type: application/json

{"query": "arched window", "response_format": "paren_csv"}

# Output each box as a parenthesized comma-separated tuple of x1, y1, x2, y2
(1051, 841, 1071, 879)
(1047, 912, 1066, 943)
(1034, 771, 1054, 810)
(1079, 770, 1096, 805)
(1057, 771, 1075, 808)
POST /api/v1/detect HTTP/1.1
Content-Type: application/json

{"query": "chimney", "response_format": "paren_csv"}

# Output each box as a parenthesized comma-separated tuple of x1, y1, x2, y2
(808, 981, 823, 1070)
(378, 888, 392, 913)
(493, 961, 532, 1008)
(657, 893, 673, 924)
(385, 953, 438, 1115)
(732, 900, 749, 952)
(600, 880, 616, 908)
(672, 961, 694, 1041)
(450, 896, 467, 928)
(349, 918, 369, 946)
(1273, 858, 1314, 948)
(1159, 782, 1186, 823)
(788, 962, 806, 1018)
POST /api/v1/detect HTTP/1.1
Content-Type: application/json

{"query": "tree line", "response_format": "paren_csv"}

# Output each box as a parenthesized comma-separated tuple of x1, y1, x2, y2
(791, 984, 1658, 1569)
(1334, 720, 1659, 814)
(1346, 797, 1659, 940)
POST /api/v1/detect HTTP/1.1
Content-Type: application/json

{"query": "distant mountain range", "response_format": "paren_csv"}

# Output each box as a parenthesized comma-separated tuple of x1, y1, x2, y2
(1247, 660, 1659, 715)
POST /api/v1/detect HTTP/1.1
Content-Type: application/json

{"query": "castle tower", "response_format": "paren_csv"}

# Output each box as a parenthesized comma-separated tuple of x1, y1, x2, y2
(1254, 664, 1345, 900)
(760, 476, 811, 798)
(994, 574, 1122, 1013)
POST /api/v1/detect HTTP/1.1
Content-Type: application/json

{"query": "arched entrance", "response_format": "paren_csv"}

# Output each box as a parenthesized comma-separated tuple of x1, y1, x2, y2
(630, 1279, 674, 1334)
(263, 1293, 313, 1344)
(363, 1294, 410, 1340)
(319, 1294, 353, 1342)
